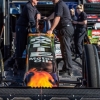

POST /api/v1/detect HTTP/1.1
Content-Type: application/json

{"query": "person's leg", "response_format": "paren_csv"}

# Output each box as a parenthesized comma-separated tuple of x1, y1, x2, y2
(4, 54, 16, 70)
(60, 26, 74, 76)
(63, 35, 72, 74)
(77, 28, 86, 56)
(57, 32, 67, 72)
(15, 26, 28, 69)
(15, 26, 28, 58)
(74, 29, 79, 55)
(57, 33, 65, 58)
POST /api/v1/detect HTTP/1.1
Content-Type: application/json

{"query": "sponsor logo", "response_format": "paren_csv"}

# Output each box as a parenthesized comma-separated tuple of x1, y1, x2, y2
(30, 36, 51, 44)
(92, 30, 100, 37)
(29, 57, 53, 62)
(87, 15, 98, 18)
(28, 35, 54, 62)
(30, 52, 52, 57)
(29, 36, 53, 57)
(87, 0, 100, 2)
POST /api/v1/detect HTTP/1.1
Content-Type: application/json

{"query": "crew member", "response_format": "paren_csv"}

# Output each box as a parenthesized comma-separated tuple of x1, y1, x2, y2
(5, 0, 41, 70)
(73, 4, 87, 59)
(47, 0, 74, 77)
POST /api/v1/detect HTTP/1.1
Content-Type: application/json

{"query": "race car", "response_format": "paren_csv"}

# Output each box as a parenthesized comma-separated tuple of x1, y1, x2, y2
(0, 18, 100, 89)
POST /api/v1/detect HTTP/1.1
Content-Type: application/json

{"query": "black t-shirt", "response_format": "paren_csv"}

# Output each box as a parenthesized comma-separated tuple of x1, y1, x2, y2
(76, 11, 87, 28)
(54, 0, 72, 29)
(17, 1, 40, 27)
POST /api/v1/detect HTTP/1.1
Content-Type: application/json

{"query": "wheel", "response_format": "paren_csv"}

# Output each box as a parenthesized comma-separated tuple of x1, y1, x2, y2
(0, 50, 4, 83)
(83, 44, 100, 87)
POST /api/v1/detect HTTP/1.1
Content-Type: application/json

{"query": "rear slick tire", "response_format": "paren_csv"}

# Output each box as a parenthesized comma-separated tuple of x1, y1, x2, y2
(84, 44, 100, 87)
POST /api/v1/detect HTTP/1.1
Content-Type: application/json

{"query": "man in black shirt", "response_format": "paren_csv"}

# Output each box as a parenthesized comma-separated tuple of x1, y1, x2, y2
(16, 0, 41, 58)
(5, 0, 41, 70)
(47, 0, 74, 76)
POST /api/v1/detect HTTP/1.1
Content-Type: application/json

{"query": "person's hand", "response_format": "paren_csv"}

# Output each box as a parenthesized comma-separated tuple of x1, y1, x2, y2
(36, 24, 39, 29)
(47, 29, 53, 34)
(73, 21, 78, 24)
(43, 17, 50, 20)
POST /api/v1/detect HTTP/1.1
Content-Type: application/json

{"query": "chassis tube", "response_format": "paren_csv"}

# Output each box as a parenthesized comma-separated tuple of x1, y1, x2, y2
(3, 0, 10, 59)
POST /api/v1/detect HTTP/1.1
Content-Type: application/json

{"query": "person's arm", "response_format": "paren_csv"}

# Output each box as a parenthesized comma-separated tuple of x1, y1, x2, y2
(74, 16, 77, 21)
(77, 20, 87, 25)
(27, 4, 36, 27)
(35, 9, 41, 32)
(73, 12, 87, 25)
(47, 2, 63, 34)
(36, 13, 41, 21)
(36, 13, 41, 29)
(47, 16, 60, 34)
(36, 9, 41, 21)
(73, 20, 87, 25)
(50, 16, 60, 31)
(47, 12, 55, 20)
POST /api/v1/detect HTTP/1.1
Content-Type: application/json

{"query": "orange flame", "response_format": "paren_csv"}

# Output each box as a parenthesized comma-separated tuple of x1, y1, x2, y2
(25, 68, 57, 88)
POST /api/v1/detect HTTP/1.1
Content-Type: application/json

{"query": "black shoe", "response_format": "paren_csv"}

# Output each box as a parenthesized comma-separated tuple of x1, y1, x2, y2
(59, 70, 66, 73)
(73, 54, 80, 60)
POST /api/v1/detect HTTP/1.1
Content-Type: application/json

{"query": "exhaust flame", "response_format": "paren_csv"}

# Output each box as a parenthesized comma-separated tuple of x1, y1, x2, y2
(25, 68, 57, 88)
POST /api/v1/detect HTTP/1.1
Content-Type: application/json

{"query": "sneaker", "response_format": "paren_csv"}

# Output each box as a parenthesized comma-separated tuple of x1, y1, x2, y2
(60, 70, 74, 77)
(61, 72, 70, 77)
(69, 72, 74, 77)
